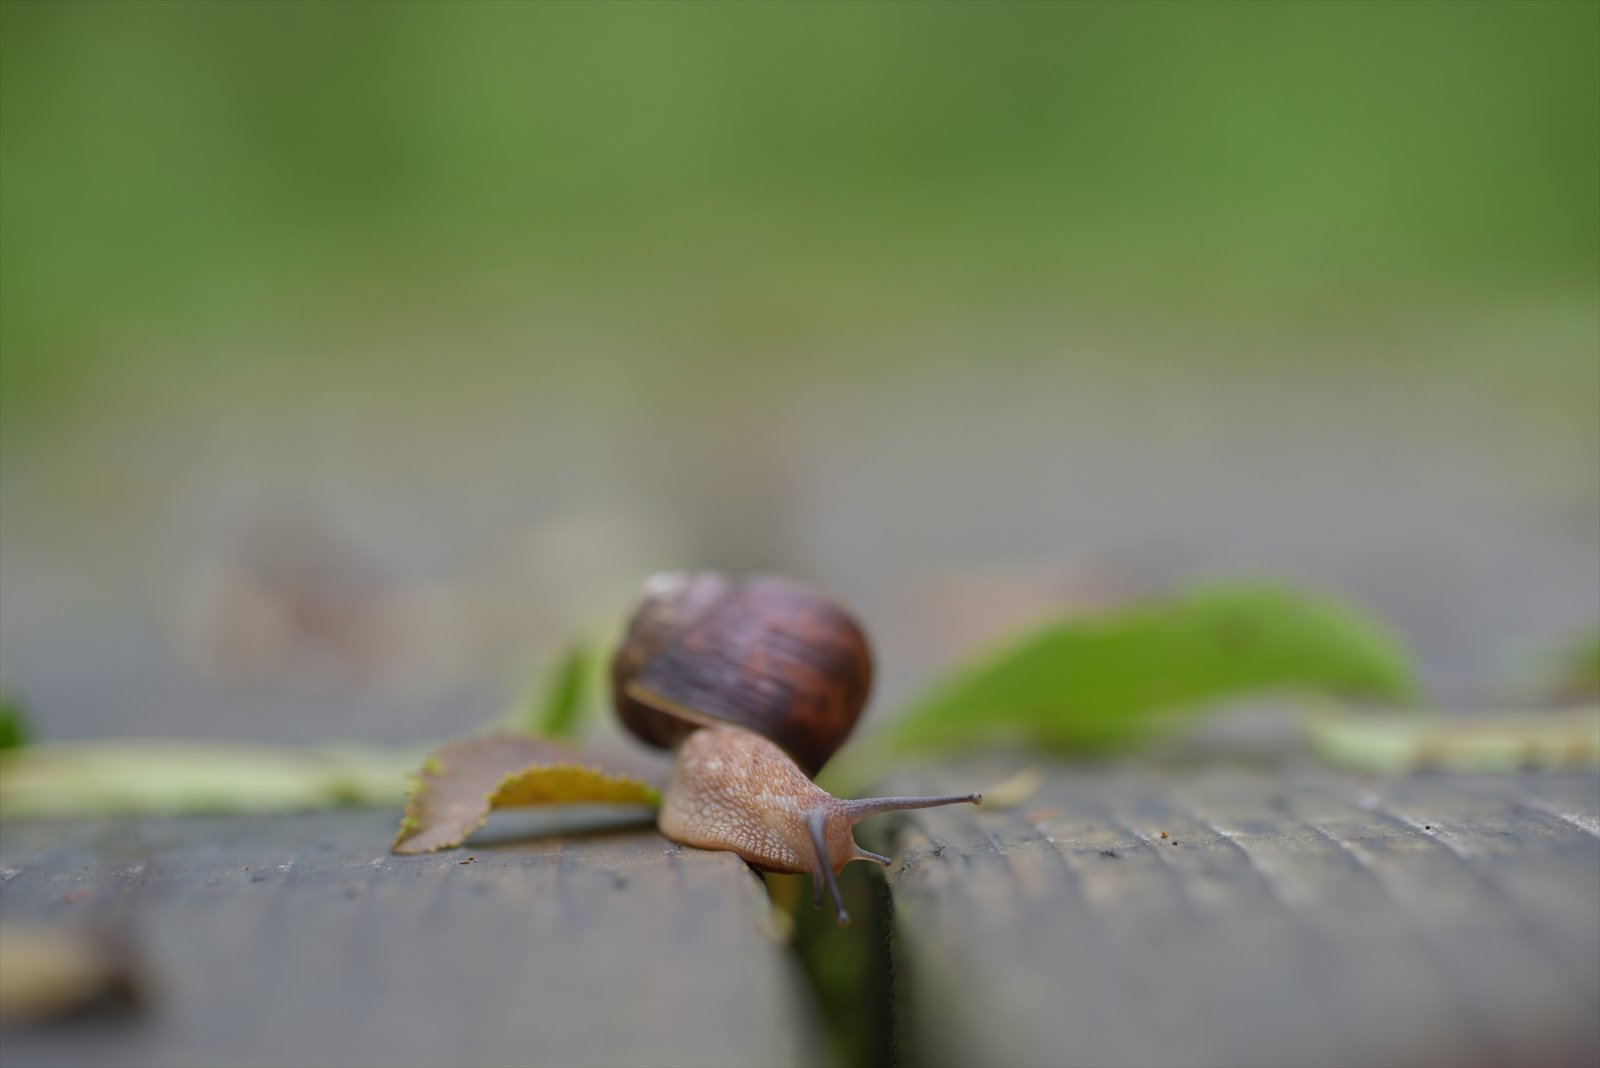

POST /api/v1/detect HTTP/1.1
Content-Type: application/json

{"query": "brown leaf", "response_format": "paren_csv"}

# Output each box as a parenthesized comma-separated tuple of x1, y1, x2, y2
(392, 734, 660, 854)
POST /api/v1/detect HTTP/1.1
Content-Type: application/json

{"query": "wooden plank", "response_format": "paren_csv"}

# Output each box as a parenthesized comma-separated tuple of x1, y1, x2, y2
(0, 808, 821, 1068)
(880, 764, 1600, 1068)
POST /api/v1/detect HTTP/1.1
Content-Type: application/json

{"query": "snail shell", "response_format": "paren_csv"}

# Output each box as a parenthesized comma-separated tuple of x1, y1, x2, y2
(611, 571, 872, 776)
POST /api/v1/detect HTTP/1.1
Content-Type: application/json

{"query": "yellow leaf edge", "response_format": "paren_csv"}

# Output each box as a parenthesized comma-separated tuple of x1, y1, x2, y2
(392, 760, 662, 855)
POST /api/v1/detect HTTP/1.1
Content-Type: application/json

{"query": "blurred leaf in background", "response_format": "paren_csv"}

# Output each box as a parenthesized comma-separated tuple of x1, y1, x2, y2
(0, 689, 31, 750)
(508, 643, 599, 740)
(0, 740, 417, 820)
(879, 583, 1416, 757)
(1310, 708, 1600, 775)
(1551, 630, 1600, 703)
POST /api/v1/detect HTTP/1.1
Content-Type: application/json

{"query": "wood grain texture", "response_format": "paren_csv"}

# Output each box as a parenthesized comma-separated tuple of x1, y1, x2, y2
(4, 768, 1595, 1068)
(878, 764, 1600, 1068)
(0, 809, 820, 1068)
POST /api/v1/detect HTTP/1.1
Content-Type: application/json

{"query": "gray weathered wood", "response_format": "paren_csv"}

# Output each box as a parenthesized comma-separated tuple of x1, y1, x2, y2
(0, 809, 820, 1068)
(880, 764, 1600, 1068)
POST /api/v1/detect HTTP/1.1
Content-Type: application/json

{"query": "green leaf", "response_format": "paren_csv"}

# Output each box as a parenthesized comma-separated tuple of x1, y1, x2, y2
(0, 689, 31, 751)
(882, 583, 1417, 756)
(392, 733, 660, 854)
(1550, 630, 1600, 702)
(511, 644, 597, 740)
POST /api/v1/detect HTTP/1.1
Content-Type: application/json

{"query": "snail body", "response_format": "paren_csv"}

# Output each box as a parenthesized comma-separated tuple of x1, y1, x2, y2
(613, 571, 979, 924)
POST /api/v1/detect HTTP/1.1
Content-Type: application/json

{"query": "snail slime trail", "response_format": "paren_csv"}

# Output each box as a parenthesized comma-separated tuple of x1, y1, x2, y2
(611, 572, 981, 925)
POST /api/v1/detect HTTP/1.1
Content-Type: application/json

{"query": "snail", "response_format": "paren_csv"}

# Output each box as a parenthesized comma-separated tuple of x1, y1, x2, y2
(612, 571, 980, 925)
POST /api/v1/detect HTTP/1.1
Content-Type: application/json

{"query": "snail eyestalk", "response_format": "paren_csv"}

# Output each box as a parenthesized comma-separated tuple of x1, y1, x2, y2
(843, 793, 983, 823)
(808, 809, 850, 926)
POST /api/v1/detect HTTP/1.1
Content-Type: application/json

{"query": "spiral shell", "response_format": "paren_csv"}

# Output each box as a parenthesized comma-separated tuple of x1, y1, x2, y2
(610, 571, 872, 776)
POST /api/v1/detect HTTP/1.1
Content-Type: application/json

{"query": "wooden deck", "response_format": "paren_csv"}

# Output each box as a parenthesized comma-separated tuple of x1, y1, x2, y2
(0, 810, 819, 1068)
(2, 766, 1596, 1067)
(881, 764, 1600, 1068)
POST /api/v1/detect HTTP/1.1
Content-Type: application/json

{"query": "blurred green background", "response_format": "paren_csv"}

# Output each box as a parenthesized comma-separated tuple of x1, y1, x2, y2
(1, 2, 1596, 745)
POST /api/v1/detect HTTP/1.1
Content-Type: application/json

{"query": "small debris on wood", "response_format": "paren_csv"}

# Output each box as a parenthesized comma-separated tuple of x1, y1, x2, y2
(0, 922, 142, 1028)
(977, 766, 1044, 810)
